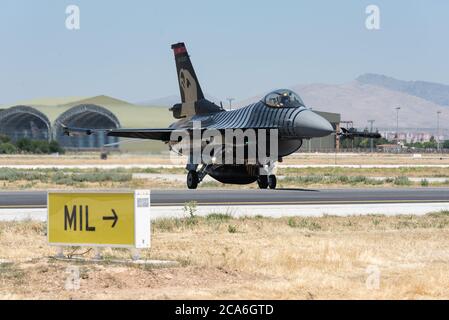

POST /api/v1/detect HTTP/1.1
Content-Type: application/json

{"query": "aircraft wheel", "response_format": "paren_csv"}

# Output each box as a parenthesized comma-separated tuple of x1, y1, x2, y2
(257, 175, 269, 189)
(187, 171, 199, 189)
(268, 175, 277, 189)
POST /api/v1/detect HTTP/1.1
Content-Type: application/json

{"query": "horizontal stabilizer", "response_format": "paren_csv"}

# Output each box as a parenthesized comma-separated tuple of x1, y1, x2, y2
(62, 125, 101, 136)
(107, 128, 175, 141)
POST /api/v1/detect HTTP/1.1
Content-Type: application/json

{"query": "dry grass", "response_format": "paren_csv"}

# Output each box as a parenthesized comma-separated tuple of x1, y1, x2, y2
(1, 152, 449, 166)
(278, 166, 449, 178)
(2, 212, 449, 299)
(0, 154, 177, 166)
(283, 152, 449, 165)
(0, 178, 181, 190)
(1, 165, 449, 190)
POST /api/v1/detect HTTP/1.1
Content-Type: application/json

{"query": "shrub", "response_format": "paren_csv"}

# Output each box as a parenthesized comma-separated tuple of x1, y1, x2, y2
(421, 179, 429, 187)
(394, 176, 411, 186)
(0, 169, 46, 182)
(0, 143, 18, 154)
(426, 210, 449, 217)
(15, 138, 64, 154)
(0, 134, 11, 143)
(72, 172, 131, 183)
(153, 218, 178, 232)
(206, 213, 232, 222)
(30, 140, 49, 154)
(0, 168, 21, 181)
(49, 140, 64, 154)
(16, 138, 32, 152)
(287, 217, 297, 228)
(183, 201, 198, 218)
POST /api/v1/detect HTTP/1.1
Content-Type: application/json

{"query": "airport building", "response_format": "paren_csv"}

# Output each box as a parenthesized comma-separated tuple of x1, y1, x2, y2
(0, 96, 340, 152)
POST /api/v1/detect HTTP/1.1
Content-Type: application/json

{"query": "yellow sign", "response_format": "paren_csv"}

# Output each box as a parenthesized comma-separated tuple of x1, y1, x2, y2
(48, 191, 151, 248)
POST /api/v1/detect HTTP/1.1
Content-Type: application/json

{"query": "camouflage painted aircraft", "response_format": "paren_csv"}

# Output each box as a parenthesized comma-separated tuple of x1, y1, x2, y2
(64, 42, 380, 189)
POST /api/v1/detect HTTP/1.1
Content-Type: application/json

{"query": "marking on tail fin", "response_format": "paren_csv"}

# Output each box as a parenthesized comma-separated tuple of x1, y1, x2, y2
(179, 68, 199, 103)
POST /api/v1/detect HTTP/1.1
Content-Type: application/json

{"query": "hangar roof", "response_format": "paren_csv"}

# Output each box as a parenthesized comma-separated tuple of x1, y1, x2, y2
(3, 95, 173, 128)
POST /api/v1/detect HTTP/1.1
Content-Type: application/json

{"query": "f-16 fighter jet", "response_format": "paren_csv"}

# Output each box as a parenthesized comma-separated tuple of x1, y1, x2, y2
(64, 42, 380, 189)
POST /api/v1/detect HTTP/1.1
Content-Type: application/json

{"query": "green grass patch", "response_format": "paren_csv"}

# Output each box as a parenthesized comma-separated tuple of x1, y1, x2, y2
(281, 174, 383, 186)
(287, 217, 322, 231)
(0, 168, 132, 185)
(278, 167, 449, 178)
(206, 213, 232, 222)
(426, 210, 449, 218)
(227, 225, 238, 233)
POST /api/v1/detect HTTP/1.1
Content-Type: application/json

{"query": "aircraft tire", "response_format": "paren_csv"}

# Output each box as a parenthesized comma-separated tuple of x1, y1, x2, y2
(187, 170, 199, 189)
(268, 175, 277, 189)
(257, 175, 269, 189)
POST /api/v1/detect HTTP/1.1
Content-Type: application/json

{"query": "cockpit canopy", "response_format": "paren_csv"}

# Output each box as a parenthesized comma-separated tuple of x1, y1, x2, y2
(262, 89, 305, 108)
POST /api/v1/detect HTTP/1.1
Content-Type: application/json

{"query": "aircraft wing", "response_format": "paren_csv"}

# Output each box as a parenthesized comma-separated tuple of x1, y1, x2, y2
(62, 125, 175, 142)
(62, 124, 285, 143)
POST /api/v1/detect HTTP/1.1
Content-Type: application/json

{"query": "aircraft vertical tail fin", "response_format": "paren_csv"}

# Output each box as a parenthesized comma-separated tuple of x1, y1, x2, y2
(171, 42, 205, 104)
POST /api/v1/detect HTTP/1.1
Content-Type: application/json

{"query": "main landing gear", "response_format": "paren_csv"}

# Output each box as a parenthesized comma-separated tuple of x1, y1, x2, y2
(257, 174, 277, 189)
(268, 174, 277, 189)
(187, 170, 199, 189)
(186, 163, 209, 189)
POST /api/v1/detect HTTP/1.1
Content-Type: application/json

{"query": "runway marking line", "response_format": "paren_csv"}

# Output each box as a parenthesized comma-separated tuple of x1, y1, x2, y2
(154, 199, 449, 206)
(2, 199, 449, 209)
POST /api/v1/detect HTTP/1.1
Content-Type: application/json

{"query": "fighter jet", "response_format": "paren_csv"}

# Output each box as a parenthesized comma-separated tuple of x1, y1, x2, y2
(64, 42, 380, 189)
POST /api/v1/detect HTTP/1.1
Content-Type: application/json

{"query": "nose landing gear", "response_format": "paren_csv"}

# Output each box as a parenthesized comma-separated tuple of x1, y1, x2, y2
(257, 161, 277, 190)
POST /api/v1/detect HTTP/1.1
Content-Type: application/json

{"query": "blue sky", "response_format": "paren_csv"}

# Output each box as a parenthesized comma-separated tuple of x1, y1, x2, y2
(1, 0, 448, 104)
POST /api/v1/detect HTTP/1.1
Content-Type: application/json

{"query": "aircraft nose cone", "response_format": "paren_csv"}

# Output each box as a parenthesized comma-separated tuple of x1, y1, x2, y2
(294, 110, 334, 138)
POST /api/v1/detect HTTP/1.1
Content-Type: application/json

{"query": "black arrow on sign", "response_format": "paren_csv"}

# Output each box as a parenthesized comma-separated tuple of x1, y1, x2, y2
(103, 209, 118, 228)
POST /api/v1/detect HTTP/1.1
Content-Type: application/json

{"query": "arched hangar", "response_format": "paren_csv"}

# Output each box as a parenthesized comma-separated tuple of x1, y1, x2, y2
(0, 106, 51, 141)
(54, 104, 121, 148)
(0, 95, 173, 150)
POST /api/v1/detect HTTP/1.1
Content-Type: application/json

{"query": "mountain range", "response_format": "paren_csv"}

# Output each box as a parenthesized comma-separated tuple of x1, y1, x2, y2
(357, 73, 449, 107)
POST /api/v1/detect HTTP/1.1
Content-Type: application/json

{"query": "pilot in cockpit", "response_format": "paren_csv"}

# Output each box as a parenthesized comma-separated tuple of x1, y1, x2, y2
(263, 89, 305, 108)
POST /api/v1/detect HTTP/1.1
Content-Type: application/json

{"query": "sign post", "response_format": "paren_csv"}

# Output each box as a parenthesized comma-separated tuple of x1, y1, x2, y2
(48, 190, 151, 249)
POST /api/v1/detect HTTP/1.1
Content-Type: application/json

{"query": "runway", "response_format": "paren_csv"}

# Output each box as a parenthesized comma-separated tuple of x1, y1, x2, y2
(1, 188, 449, 208)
